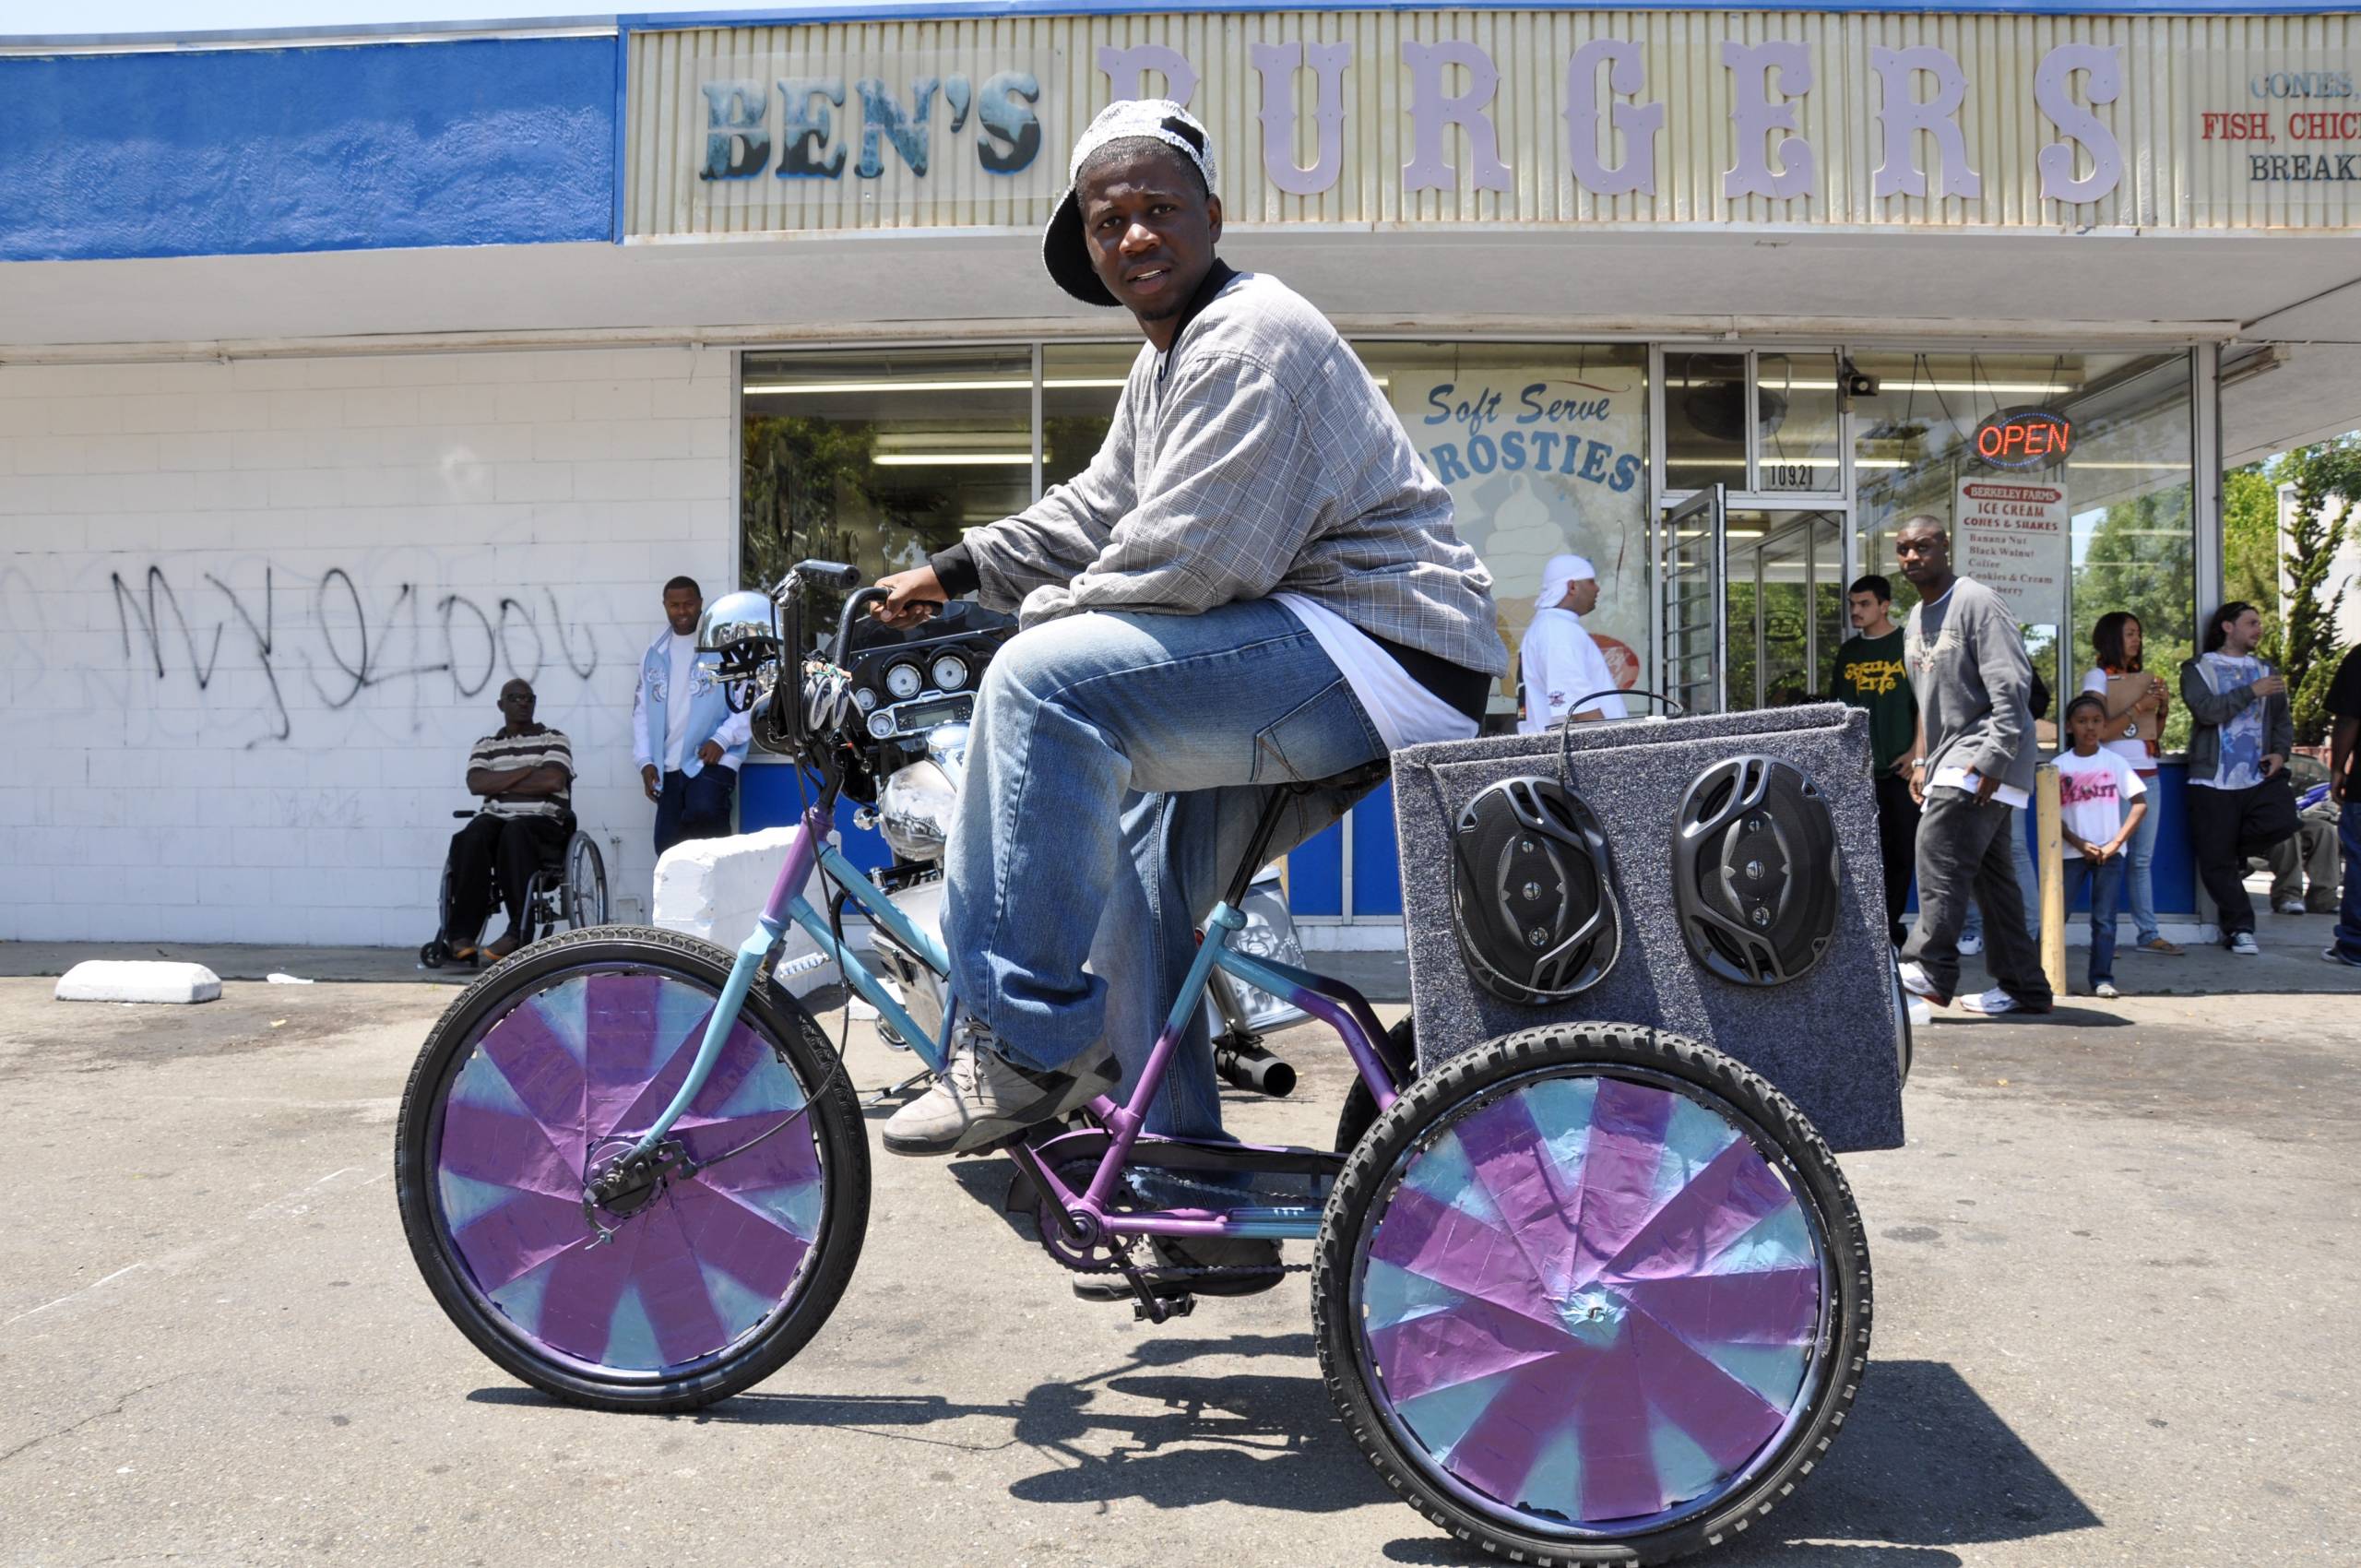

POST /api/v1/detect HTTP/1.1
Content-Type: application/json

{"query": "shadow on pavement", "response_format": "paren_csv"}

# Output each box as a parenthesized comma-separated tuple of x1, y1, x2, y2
(1388, 1357, 2098, 1565)
(470, 1353, 2095, 1558)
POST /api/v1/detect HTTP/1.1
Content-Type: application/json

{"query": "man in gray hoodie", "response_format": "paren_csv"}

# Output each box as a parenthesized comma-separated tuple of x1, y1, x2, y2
(863, 101, 1505, 1180)
(1893, 516, 2053, 1016)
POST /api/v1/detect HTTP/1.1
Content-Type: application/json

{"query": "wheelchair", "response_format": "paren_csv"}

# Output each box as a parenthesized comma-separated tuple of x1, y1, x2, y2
(418, 809, 609, 969)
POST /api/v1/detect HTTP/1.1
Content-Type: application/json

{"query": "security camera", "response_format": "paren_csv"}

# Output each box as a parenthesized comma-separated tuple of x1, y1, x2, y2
(1840, 361, 1880, 400)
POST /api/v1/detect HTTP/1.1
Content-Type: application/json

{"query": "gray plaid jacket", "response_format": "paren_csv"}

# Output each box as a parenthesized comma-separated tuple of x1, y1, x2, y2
(961, 271, 1508, 679)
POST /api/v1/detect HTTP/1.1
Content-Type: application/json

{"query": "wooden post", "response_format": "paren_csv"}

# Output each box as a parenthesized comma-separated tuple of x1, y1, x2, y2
(2035, 763, 2066, 995)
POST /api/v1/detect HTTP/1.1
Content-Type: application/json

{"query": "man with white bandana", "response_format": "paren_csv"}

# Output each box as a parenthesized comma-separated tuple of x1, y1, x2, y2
(1518, 553, 1626, 731)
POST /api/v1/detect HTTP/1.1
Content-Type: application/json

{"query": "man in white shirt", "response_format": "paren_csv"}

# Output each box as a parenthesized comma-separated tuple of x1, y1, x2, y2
(633, 576, 753, 856)
(1518, 554, 1627, 732)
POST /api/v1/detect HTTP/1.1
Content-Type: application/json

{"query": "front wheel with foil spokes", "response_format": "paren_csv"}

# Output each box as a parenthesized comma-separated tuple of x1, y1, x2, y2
(1311, 1023, 1869, 1566)
(395, 924, 869, 1413)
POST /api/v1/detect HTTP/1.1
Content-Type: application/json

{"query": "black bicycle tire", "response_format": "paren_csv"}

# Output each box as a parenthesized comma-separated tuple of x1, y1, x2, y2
(1311, 1021, 1870, 1567)
(394, 922, 871, 1414)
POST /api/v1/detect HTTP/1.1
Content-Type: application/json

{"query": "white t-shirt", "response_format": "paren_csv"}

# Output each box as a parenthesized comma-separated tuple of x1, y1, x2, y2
(2080, 667, 2159, 773)
(1518, 606, 1628, 733)
(1928, 766, 2030, 812)
(2053, 747, 2147, 857)
(663, 632, 698, 771)
(1273, 594, 1478, 753)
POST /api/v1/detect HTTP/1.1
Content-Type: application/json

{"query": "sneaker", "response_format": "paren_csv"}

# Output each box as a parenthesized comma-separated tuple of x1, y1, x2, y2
(2324, 946, 2361, 969)
(2137, 936, 2186, 956)
(1897, 960, 1951, 1008)
(1957, 933, 1985, 956)
(2229, 932, 2261, 956)
(2093, 980, 2121, 1000)
(881, 1018, 1121, 1157)
(1072, 1234, 1286, 1302)
(2274, 898, 2308, 916)
(1960, 987, 2019, 1015)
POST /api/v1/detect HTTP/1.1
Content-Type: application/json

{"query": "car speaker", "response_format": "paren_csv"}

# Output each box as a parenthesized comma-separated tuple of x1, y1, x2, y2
(1672, 754, 1841, 986)
(1450, 777, 1620, 1004)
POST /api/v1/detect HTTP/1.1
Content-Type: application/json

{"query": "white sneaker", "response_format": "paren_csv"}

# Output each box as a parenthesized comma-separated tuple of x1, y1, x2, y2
(2093, 980, 2121, 1000)
(881, 1017, 1121, 1157)
(1897, 960, 1950, 1006)
(2274, 898, 2308, 916)
(1907, 997, 1934, 1028)
(2229, 932, 2261, 956)
(1957, 933, 1985, 956)
(1960, 987, 2019, 1015)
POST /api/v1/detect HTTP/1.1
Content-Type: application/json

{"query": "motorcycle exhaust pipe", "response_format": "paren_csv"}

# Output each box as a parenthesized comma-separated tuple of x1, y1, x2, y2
(1214, 1040, 1296, 1098)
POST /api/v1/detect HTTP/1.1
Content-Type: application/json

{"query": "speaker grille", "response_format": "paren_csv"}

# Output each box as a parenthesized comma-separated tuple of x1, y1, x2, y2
(1673, 755, 1841, 986)
(1450, 777, 1620, 1004)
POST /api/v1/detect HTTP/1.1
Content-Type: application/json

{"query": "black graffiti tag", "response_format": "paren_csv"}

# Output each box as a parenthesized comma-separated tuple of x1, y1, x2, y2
(111, 562, 599, 743)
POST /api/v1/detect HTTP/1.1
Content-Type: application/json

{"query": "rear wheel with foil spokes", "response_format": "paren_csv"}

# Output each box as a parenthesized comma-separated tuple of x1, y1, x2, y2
(1312, 1023, 1869, 1565)
(395, 924, 869, 1413)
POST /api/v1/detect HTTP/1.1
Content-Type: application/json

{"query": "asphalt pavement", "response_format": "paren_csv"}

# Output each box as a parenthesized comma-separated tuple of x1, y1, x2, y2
(1, 971, 2354, 1567)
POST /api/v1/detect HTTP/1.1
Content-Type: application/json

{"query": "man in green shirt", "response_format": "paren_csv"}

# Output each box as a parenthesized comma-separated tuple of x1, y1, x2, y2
(1830, 573, 1916, 944)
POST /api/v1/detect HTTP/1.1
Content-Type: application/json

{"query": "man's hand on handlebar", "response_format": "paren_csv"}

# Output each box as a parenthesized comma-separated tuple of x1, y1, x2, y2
(872, 565, 946, 629)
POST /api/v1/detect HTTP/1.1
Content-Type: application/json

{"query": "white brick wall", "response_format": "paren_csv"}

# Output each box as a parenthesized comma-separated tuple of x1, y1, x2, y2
(0, 346, 741, 946)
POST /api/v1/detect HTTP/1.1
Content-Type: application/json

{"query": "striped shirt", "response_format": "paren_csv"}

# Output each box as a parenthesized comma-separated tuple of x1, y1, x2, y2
(468, 727, 574, 822)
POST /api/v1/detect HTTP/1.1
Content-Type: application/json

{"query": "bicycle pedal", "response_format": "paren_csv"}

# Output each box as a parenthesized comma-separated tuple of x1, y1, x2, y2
(1133, 1292, 1195, 1323)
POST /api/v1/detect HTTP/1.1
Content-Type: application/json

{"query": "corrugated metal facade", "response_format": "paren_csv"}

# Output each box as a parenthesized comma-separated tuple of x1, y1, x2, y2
(628, 11, 2358, 238)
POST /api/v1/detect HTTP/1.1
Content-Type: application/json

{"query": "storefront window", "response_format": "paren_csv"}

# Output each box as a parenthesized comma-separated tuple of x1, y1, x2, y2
(1849, 350, 2195, 748)
(1752, 351, 1843, 495)
(1042, 342, 1139, 490)
(1663, 352, 1748, 493)
(1357, 342, 1651, 721)
(740, 348, 1033, 601)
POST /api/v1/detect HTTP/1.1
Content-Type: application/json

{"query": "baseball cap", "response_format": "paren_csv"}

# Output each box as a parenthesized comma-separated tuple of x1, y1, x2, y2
(1042, 99, 1219, 307)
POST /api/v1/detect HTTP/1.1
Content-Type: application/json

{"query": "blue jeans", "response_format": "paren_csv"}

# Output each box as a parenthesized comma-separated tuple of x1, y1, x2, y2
(2062, 854, 2123, 987)
(654, 764, 736, 856)
(944, 601, 1384, 1138)
(2122, 776, 2162, 944)
(2335, 802, 2361, 962)
(1963, 803, 2040, 944)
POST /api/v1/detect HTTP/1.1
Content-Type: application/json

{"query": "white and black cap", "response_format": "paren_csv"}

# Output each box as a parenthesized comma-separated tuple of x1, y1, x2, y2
(1042, 99, 1218, 307)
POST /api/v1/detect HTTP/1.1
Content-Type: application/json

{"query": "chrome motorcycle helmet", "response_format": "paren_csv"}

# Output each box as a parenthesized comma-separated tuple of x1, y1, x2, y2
(694, 588, 781, 676)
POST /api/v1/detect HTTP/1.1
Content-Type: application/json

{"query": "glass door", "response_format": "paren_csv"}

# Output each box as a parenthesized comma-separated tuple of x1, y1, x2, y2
(1725, 509, 1845, 712)
(1657, 485, 1726, 716)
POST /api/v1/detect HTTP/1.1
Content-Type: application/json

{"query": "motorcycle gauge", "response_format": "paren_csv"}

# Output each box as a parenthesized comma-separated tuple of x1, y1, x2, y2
(884, 661, 923, 700)
(853, 687, 878, 713)
(867, 710, 896, 739)
(931, 654, 969, 691)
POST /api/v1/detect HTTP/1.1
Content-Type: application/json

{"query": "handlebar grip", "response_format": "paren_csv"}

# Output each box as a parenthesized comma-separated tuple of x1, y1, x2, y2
(794, 559, 863, 588)
(834, 586, 891, 664)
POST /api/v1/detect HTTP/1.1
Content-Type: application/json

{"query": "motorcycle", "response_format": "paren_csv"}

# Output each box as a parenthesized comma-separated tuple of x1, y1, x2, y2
(797, 598, 1314, 1097)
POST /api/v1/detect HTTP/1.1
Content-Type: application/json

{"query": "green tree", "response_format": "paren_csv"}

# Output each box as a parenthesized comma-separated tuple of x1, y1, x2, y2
(2272, 436, 2360, 744)
(2221, 462, 2281, 637)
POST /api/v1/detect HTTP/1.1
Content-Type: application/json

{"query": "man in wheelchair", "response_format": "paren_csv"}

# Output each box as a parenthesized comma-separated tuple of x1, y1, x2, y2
(868, 101, 1505, 1214)
(439, 679, 576, 962)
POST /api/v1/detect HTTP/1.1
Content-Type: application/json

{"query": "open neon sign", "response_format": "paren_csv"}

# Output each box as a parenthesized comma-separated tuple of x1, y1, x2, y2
(1973, 408, 2072, 470)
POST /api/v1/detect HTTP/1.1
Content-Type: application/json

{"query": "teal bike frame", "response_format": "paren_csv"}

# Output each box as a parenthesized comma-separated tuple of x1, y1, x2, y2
(624, 801, 1409, 1247)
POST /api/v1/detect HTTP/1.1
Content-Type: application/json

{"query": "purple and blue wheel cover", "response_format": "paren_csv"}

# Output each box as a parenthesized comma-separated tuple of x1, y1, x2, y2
(433, 969, 824, 1373)
(1357, 1073, 1823, 1526)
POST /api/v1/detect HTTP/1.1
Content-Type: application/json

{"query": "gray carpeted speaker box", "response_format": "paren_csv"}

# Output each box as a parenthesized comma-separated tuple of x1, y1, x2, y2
(1394, 702, 1907, 1154)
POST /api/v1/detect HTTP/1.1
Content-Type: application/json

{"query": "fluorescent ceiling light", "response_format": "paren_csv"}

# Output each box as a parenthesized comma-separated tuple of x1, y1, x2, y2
(872, 453, 1035, 466)
(744, 374, 1385, 394)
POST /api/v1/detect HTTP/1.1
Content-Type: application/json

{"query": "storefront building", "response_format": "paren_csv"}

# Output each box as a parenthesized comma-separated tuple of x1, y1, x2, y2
(3, 4, 2356, 945)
